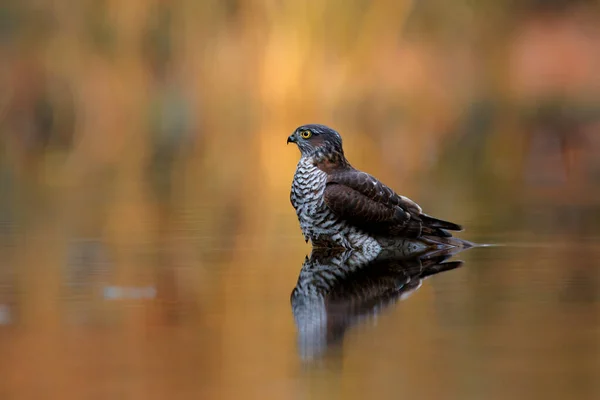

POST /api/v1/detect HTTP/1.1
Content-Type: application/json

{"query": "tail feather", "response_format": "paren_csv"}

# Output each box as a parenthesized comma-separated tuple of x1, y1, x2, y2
(422, 226, 452, 238)
(420, 214, 463, 232)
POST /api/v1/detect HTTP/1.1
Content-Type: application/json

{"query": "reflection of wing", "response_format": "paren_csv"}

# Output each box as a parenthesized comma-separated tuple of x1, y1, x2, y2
(291, 246, 467, 360)
(324, 169, 462, 238)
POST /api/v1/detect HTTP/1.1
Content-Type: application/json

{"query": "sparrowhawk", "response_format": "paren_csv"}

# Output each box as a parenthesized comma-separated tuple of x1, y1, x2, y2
(288, 124, 469, 251)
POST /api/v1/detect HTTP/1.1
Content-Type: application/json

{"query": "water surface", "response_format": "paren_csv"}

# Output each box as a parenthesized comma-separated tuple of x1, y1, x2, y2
(0, 182, 599, 400)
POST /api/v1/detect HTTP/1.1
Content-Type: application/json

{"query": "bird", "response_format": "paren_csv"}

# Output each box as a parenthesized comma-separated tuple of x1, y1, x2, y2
(291, 246, 464, 359)
(287, 124, 470, 251)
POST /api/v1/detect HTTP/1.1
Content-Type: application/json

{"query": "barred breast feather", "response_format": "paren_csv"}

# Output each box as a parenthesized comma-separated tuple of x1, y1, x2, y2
(290, 157, 381, 251)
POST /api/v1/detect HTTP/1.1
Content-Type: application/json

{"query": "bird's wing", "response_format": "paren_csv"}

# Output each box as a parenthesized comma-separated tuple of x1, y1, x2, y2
(323, 170, 424, 237)
(324, 170, 462, 238)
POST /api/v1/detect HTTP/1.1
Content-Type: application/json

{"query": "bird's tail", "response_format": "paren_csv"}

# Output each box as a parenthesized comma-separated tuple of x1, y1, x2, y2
(420, 213, 463, 238)
(421, 213, 463, 231)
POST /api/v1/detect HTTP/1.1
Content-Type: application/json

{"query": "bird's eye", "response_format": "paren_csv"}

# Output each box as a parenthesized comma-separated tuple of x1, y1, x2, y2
(300, 130, 312, 139)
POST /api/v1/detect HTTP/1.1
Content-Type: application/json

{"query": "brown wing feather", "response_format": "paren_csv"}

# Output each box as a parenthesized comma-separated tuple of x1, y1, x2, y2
(323, 171, 421, 237)
(323, 183, 400, 222)
(324, 169, 461, 238)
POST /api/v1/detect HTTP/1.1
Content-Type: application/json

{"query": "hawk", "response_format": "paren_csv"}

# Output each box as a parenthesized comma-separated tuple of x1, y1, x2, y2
(288, 124, 468, 251)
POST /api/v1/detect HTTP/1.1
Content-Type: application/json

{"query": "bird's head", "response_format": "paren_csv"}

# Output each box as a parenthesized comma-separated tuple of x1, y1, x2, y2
(287, 124, 344, 158)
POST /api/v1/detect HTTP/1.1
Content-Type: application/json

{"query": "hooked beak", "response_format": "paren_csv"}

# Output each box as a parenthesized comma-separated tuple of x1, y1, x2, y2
(287, 134, 296, 144)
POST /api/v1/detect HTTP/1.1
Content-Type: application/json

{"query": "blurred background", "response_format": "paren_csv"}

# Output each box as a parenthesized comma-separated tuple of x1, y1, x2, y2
(1, 0, 600, 399)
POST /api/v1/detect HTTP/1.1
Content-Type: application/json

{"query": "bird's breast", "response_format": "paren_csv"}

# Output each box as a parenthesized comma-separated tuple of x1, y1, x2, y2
(291, 158, 328, 216)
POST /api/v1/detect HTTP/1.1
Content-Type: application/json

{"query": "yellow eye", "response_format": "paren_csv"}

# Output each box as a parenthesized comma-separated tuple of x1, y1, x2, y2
(300, 130, 312, 139)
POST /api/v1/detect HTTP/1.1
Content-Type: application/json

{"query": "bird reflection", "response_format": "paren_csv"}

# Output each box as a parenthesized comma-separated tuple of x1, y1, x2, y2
(291, 246, 467, 360)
